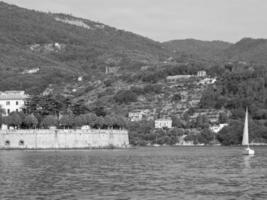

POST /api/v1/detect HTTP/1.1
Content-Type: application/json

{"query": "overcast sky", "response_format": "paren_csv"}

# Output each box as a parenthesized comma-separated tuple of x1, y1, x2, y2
(4, 0, 267, 42)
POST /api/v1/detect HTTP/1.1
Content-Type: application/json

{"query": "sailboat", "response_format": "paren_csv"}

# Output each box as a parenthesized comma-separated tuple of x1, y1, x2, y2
(242, 108, 255, 155)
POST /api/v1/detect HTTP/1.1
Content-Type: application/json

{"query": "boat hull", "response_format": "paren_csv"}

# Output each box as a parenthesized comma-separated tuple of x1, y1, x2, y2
(243, 147, 255, 155)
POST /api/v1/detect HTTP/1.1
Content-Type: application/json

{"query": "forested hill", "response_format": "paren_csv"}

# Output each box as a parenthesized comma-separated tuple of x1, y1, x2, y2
(1, 1, 267, 97)
(163, 38, 267, 66)
(163, 39, 232, 61)
(0, 1, 168, 94)
(223, 38, 267, 64)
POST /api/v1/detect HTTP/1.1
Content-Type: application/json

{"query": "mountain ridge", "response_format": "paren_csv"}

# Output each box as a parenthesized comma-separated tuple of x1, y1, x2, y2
(1, 1, 267, 96)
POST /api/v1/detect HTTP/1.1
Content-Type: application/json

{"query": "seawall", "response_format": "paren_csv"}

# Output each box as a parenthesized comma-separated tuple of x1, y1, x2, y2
(0, 129, 129, 149)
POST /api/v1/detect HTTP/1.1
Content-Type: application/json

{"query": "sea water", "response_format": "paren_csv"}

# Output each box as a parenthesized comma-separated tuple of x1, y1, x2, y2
(0, 146, 266, 200)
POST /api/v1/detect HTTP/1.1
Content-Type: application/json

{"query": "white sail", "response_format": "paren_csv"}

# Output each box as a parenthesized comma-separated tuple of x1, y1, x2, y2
(242, 108, 249, 146)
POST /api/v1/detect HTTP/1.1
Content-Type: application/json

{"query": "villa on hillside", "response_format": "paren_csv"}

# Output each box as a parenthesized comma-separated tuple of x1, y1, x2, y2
(198, 77, 216, 85)
(105, 66, 120, 74)
(197, 70, 207, 77)
(166, 75, 192, 83)
(0, 91, 28, 116)
(209, 123, 229, 133)
(189, 109, 226, 124)
(155, 118, 172, 129)
(128, 109, 151, 122)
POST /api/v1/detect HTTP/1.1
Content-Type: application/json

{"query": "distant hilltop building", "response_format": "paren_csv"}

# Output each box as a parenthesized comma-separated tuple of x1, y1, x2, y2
(155, 118, 172, 129)
(0, 91, 28, 115)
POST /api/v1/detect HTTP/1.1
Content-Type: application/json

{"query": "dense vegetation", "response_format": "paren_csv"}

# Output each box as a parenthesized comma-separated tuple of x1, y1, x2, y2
(0, 2, 167, 94)
(200, 66, 267, 144)
(2, 2, 267, 146)
(128, 120, 214, 146)
(0, 94, 126, 130)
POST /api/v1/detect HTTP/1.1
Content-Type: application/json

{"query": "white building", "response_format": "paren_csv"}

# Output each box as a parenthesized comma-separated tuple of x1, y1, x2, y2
(209, 123, 228, 133)
(166, 75, 192, 83)
(155, 118, 172, 129)
(198, 77, 216, 85)
(0, 91, 28, 116)
(128, 109, 150, 122)
(197, 70, 207, 77)
(22, 68, 40, 74)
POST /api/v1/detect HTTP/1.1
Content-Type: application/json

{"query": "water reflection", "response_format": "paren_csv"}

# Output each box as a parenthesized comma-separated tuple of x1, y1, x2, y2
(243, 155, 254, 169)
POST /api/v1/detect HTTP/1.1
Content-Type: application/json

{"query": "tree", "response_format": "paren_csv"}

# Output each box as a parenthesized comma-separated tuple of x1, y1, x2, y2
(25, 94, 73, 117)
(71, 99, 90, 115)
(0, 105, 5, 115)
(41, 115, 57, 128)
(171, 116, 186, 128)
(85, 113, 97, 127)
(60, 114, 74, 129)
(74, 115, 87, 127)
(91, 104, 107, 117)
(217, 120, 243, 145)
(112, 115, 127, 129)
(114, 90, 137, 104)
(3, 113, 22, 129)
(199, 128, 214, 144)
(171, 93, 182, 102)
(95, 116, 104, 129)
(24, 114, 38, 129)
(196, 114, 209, 129)
(103, 115, 113, 129)
(0, 105, 5, 126)
(219, 112, 228, 123)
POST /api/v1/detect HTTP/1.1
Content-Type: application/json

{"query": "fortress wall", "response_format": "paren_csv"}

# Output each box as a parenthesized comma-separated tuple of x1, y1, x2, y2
(0, 129, 129, 149)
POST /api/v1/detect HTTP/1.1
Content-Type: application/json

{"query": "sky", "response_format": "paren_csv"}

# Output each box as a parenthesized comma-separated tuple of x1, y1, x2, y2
(4, 0, 267, 42)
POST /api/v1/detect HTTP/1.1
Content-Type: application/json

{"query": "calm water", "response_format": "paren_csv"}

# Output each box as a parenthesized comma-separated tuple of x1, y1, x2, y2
(0, 147, 267, 200)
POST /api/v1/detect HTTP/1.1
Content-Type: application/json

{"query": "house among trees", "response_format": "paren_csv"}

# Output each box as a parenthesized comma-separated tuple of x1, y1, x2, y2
(209, 123, 228, 133)
(128, 109, 150, 122)
(197, 70, 207, 77)
(105, 66, 120, 74)
(0, 91, 28, 116)
(198, 77, 216, 85)
(190, 109, 225, 124)
(155, 118, 172, 129)
(22, 67, 40, 74)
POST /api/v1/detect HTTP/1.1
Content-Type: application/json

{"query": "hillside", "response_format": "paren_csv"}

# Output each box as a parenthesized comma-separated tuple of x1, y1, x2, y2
(223, 37, 267, 64)
(0, 1, 168, 94)
(163, 39, 232, 61)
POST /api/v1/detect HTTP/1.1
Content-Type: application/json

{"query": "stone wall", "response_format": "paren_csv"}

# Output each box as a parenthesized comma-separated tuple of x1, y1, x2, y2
(0, 129, 129, 149)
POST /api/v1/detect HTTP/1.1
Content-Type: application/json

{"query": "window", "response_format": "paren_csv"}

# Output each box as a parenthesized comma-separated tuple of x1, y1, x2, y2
(16, 109, 18, 112)
(16, 101, 19, 105)
(5, 140, 10, 146)
(6, 101, 10, 105)
(7, 109, 10, 114)
(19, 140, 24, 146)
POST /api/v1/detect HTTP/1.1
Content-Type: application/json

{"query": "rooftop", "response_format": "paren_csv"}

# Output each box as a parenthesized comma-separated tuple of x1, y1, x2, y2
(0, 91, 29, 100)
